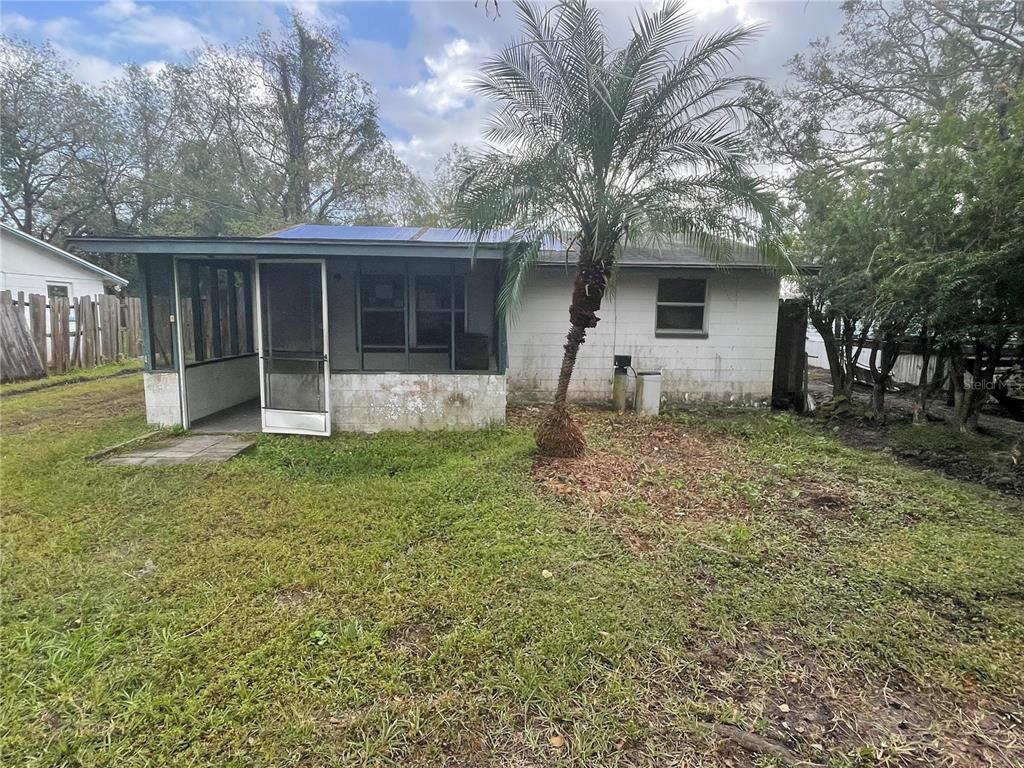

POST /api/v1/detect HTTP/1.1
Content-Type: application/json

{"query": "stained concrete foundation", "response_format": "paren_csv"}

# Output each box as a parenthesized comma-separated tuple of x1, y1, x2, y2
(143, 371, 509, 433)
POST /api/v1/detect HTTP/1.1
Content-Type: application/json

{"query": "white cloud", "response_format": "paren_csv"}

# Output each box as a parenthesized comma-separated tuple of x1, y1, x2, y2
(93, 0, 139, 21)
(3, 12, 36, 33)
(53, 44, 124, 85)
(691, 0, 757, 24)
(287, 0, 330, 25)
(90, 0, 213, 54)
(405, 37, 487, 114)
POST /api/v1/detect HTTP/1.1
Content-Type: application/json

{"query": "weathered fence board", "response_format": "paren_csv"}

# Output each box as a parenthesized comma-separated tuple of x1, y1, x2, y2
(0, 291, 144, 383)
(0, 290, 46, 382)
(29, 293, 47, 366)
(50, 296, 70, 374)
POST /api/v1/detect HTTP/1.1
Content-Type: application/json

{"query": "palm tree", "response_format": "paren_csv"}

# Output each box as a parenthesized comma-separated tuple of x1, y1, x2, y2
(456, 0, 787, 457)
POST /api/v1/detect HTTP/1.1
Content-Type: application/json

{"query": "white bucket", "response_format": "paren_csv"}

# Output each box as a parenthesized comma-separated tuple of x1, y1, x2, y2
(634, 371, 662, 416)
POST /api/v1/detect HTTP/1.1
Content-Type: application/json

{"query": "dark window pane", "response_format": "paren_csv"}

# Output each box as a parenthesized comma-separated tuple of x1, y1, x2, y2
(453, 276, 465, 310)
(47, 284, 69, 300)
(362, 311, 405, 347)
(657, 305, 704, 331)
(455, 324, 493, 370)
(361, 274, 405, 309)
(657, 278, 705, 303)
(415, 311, 451, 347)
(415, 275, 451, 310)
(145, 259, 175, 370)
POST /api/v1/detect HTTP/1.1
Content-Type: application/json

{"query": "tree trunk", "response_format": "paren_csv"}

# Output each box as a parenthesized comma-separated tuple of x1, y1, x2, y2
(535, 252, 611, 457)
(950, 340, 1003, 433)
(809, 308, 845, 397)
(952, 371, 981, 433)
(868, 330, 900, 421)
(913, 330, 932, 425)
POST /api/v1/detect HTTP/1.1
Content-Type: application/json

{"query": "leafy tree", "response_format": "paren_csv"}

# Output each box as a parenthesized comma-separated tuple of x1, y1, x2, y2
(926, 103, 1024, 431)
(1, 13, 437, 253)
(757, 1, 1022, 428)
(456, 0, 785, 456)
(791, 170, 880, 401)
(0, 38, 95, 239)
(752, 0, 1023, 174)
(429, 144, 472, 226)
(200, 14, 400, 224)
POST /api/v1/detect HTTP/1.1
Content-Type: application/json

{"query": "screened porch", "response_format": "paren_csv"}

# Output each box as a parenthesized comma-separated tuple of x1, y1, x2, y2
(139, 252, 503, 434)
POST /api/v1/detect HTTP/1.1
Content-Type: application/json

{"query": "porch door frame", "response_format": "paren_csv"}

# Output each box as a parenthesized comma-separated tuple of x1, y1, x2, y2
(254, 258, 331, 436)
(171, 256, 190, 430)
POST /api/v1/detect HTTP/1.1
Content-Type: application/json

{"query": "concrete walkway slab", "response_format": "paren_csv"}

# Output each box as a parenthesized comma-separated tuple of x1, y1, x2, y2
(105, 434, 254, 466)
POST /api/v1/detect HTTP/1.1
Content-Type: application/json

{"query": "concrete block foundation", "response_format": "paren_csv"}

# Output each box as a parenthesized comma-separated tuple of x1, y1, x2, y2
(143, 371, 182, 427)
(145, 369, 509, 432)
(329, 373, 507, 432)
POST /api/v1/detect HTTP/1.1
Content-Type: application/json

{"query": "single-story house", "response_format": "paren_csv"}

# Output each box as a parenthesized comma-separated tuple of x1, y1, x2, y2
(70, 224, 783, 435)
(1, 223, 128, 298)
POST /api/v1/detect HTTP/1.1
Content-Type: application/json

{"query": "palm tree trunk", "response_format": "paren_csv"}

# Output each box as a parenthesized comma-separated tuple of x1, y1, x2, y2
(535, 255, 611, 457)
(553, 323, 588, 408)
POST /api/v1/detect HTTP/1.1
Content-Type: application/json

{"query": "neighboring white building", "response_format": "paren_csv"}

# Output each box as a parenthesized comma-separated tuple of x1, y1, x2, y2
(0, 223, 128, 299)
(71, 226, 784, 435)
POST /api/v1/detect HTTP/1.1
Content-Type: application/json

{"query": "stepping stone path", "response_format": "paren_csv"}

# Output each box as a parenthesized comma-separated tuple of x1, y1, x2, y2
(104, 434, 254, 466)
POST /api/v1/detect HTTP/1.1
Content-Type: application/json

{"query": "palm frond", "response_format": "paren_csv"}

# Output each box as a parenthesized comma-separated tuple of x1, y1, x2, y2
(456, 0, 789, 292)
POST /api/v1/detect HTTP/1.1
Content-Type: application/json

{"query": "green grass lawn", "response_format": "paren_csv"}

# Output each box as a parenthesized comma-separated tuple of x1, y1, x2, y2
(2, 376, 1022, 767)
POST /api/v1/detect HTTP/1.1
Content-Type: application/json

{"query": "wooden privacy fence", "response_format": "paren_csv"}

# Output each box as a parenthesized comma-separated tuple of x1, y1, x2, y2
(0, 290, 143, 382)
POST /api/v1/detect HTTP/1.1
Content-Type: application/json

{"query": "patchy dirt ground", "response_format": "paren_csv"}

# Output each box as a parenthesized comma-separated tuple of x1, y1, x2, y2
(0, 375, 144, 434)
(511, 404, 1024, 768)
(524, 409, 754, 552)
(806, 370, 1024, 499)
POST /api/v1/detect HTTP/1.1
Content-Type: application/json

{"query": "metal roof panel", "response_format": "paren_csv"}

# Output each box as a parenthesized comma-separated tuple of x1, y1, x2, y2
(266, 224, 422, 241)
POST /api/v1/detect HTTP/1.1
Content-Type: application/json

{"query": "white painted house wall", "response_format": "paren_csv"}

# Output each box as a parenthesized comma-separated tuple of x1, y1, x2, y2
(0, 227, 118, 296)
(506, 268, 780, 404)
(184, 356, 260, 423)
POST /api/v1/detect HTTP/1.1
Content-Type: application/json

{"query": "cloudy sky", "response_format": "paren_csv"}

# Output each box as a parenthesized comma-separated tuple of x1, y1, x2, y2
(3, 0, 845, 175)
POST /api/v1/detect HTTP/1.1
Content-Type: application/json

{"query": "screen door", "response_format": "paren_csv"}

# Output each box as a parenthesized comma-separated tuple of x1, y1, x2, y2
(255, 260, 330, 436)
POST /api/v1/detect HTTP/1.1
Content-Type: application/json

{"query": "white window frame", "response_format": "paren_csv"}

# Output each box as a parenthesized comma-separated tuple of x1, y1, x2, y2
(655, 277, 708, 338)
(46, 282, 72, 301)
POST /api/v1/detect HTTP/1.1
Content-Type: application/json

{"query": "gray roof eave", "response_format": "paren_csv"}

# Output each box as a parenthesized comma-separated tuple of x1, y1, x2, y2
(536, 260, 775, 270)
(65, 236, 512, 260)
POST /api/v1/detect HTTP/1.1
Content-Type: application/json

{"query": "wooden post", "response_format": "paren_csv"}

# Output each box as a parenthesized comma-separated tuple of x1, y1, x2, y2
(80, 296, 96, 368)
(70, 297, 81, 367)
(28, 293, 47, 370)
(108, 295, 119, 360)
(99, 295, 116, 362)
(49, 296, 70, 373)
(128, 297, 142, 357)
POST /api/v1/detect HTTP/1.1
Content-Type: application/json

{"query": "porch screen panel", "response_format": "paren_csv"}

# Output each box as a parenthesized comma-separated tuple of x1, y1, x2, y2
(360, 262, 407, 371)
(456, 260, 499, 371)
(350, 258, 499, 373)
(409, 262, 454, 373)
(177, 260, 254, 365)
(143, 258, 175, 370)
